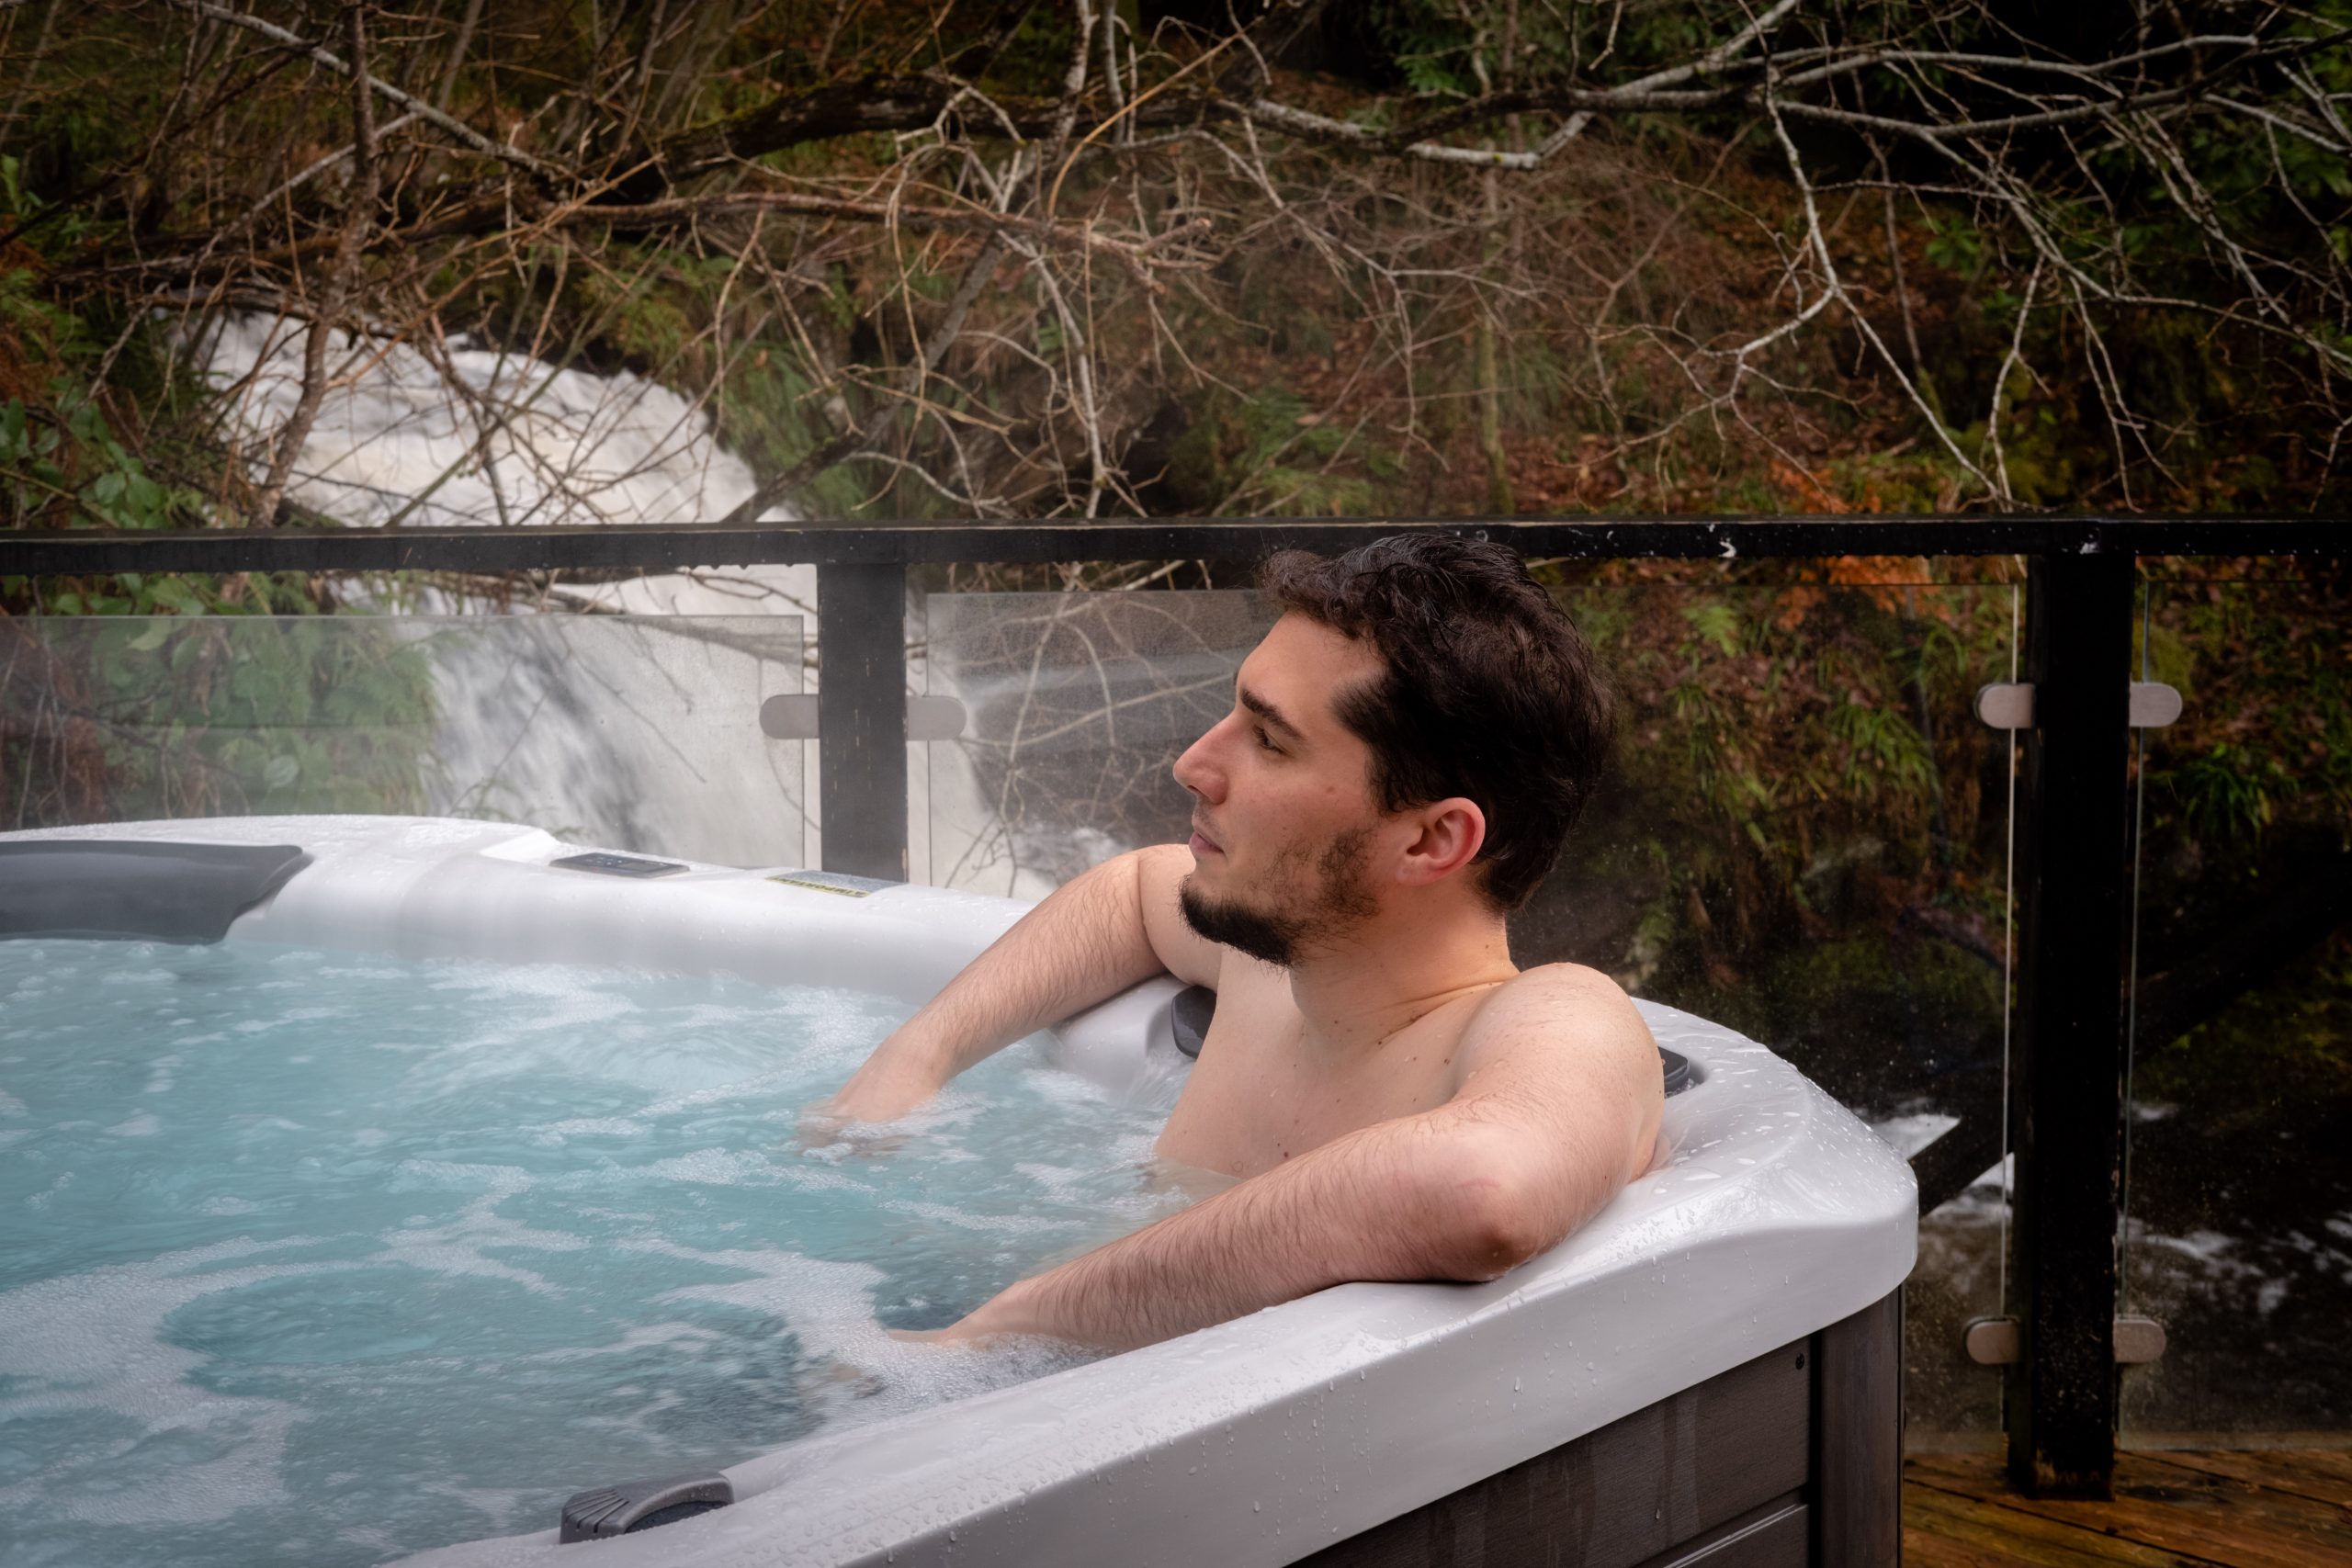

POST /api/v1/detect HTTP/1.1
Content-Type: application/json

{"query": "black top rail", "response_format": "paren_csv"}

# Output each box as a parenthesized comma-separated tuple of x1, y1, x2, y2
(0, 513, 2342, 576)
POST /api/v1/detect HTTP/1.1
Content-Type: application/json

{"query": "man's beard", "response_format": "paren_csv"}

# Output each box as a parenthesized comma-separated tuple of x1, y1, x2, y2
(1178, 826, 1375, 967)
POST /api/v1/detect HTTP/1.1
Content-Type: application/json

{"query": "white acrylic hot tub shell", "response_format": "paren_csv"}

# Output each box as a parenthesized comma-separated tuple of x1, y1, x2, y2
(6, 817, 1917, 1568)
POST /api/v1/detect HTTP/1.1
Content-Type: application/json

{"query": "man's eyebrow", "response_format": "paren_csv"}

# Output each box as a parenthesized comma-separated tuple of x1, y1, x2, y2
(1238, 684, 1303, 739)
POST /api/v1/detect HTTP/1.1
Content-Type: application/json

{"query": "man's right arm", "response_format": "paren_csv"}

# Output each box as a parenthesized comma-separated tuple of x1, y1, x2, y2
(817, 844, 1220, 1124)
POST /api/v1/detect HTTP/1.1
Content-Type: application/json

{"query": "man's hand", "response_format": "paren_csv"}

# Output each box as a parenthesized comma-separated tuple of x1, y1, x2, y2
(810, 1040, 949, 1127)
(796, 1042, 942, 1153)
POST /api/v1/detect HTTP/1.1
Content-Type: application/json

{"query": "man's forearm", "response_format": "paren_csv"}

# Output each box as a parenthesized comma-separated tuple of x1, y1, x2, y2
(945, 1116, 1538, 1351)
(858, 852, 1169, 1086)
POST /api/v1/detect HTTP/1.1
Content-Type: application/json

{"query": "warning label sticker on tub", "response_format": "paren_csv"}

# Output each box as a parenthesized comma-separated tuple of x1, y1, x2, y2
(766, 870, 893, 897)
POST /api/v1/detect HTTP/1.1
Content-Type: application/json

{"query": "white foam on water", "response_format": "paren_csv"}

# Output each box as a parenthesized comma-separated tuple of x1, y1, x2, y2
(638, 1238, 884, 1347)
(543, 1116, 648, 1137)
(1022, 1064, 1126, 1107)
(417, 967, 643, 1054)
(371, 1196, 580, 1296)
(314, 964, 413, 982)
(104, 1111, 162, 1137)
(25, 1170, 73, 1209)
(0, 1237, 341, 1524)
(881, 1197, 1071, 1236)
(631, 992, 903, 1114)
(631, 1236, 1099, 1433)
(512, 1321, 725, 1366)
(639, 1061, 838, 1117)
(631, 1147, 800, 1189)
(2, 938, 1179, 1563)
(414, 1479, 536, 1538)
(1012, 1160, 1093, 1200)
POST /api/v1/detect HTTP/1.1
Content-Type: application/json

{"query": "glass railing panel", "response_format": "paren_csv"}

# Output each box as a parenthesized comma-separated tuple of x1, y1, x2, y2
(921, 590, 1275, 897)
(1544, 575, 2018, 1444)
(0, 615, 808, 868)
(2120, 566, 2351, 1442)
(921, 575, 2020, 1440)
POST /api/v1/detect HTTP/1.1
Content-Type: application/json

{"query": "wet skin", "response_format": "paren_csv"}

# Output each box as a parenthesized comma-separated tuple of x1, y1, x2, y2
(823, 612, 1663, 1349)
(1149, 613, 1657, 1182)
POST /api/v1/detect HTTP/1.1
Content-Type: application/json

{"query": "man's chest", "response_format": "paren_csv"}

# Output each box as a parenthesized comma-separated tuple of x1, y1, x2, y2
(1152, 989, 1467, 1179)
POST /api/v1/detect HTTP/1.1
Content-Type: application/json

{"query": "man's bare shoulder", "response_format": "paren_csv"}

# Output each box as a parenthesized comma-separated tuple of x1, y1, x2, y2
(1449, 965, 1664, 1185)
(1455, 963, 1658, 1087)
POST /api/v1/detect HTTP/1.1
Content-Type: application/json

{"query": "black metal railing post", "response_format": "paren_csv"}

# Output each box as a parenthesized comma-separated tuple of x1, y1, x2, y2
(815, 561, 910, 881)
(2005, 547, 2137, 1497)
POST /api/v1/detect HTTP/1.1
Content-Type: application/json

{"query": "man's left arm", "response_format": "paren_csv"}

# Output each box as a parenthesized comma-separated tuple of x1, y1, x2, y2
(942, 966, 1664, 1352)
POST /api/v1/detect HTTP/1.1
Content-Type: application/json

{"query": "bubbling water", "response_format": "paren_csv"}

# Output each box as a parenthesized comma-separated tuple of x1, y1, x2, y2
(0, 939, 1181, 1567)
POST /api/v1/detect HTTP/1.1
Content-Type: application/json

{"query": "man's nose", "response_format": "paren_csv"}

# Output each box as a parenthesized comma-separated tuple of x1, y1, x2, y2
(1172, 726, 1224, 803)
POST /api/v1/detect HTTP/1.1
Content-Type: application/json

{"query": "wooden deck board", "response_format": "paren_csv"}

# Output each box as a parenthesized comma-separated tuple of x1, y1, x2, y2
(1902, 1482, 2222, 1566)
(2134, 1448, 2352, 1505)
(1904, 1450, 2352, 1568)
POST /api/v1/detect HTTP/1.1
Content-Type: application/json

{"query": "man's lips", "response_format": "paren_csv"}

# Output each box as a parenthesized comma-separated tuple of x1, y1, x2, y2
(1189, 820, 1223, 854)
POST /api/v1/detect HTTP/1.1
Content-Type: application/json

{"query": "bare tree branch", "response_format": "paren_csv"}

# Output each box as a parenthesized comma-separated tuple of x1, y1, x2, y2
(167, 0, 560, 177)
(252, 3, 382, 525)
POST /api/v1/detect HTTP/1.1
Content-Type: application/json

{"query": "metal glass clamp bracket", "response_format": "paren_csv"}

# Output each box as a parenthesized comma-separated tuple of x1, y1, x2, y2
(1962, 1314, 2167, 1366)
(759, 694, 967, 740)
(1974, 682, 2183, 730)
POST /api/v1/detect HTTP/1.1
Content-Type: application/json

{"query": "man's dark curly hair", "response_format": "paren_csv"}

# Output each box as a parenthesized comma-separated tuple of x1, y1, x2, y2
(1261, 534, 1614, 912)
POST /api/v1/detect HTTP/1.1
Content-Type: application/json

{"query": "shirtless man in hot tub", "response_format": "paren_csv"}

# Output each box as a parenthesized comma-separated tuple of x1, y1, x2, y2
(820, 534, 1662, 1351)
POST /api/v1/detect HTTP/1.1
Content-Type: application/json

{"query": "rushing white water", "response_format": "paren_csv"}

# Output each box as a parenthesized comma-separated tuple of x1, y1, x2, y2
(188, 312, 1039, 879)
(197, 314, 800, 543)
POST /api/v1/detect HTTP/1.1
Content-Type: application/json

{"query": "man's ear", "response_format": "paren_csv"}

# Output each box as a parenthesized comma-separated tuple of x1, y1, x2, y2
(1396, 797, 1487, 886)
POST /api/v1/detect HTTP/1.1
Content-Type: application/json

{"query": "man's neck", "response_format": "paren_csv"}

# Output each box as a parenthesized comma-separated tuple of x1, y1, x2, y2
(1283, 905, 1517, 1061)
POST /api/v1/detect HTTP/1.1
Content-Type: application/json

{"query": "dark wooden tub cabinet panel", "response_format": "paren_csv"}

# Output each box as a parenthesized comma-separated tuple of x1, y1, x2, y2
(1814, 1291, 1904, 1566)
(1301, 1291, 1903, 1568)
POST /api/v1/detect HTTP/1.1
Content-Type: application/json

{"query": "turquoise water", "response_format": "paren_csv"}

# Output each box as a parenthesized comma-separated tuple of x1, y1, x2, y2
(0, 940, 1182, 1567)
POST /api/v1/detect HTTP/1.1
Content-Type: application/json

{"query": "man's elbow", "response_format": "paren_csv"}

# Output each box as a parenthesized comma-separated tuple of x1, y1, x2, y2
(1429, 1164, 1562, 1283)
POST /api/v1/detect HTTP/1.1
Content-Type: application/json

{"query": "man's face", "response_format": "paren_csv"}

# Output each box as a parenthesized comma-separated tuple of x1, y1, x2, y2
(1171, 614, 1390, 967)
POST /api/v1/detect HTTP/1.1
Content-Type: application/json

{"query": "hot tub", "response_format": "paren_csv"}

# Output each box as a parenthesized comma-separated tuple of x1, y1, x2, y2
(1, 816, 1916, 1567)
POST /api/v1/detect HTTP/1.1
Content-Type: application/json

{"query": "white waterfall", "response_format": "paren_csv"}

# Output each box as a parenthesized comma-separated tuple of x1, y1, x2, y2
(191, 312, 1026, 884)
